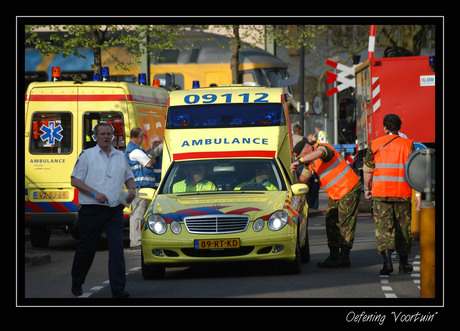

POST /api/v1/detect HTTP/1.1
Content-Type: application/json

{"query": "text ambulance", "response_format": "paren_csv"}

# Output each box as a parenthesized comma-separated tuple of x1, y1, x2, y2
(139, 86, 310, 278)
(25, 71, 168, 247)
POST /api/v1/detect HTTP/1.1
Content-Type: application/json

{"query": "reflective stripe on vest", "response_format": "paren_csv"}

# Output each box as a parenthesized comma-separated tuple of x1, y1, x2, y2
(125, 141, 156, 188)
(309, 143, 359, 200)
(371, 135, 412, 197)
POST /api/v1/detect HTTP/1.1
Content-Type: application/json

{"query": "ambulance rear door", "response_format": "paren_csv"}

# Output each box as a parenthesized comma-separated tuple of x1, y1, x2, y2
(77, 85, 129, 155)
(25, 85, 79, 229)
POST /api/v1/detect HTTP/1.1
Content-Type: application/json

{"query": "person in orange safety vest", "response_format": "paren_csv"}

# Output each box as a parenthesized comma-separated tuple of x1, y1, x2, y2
(291, 139, 360, 268)
(363, 113, 421, 276)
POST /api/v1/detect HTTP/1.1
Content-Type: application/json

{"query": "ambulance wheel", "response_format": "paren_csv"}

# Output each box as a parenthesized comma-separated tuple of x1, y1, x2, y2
(30, 226, 50, 248)
(70, 221, 80, 240)
(141, 249, 165, 279)
(300, 230, 310, 263)
(280, 239, 301, 275)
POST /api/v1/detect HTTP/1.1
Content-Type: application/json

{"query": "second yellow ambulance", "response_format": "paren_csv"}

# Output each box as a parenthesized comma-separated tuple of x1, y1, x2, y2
(25, 70, 168, 247)
(139, 86, 310, 278)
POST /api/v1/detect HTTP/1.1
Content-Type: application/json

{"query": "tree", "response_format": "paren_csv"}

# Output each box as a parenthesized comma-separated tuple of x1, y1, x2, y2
(25, 25, 188, 75)
(211, 25, 323, 84)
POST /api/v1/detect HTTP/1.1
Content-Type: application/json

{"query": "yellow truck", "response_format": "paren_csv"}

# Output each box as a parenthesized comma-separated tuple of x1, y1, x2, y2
(24, 72, 168, 247)
(139, 86, 310, 278)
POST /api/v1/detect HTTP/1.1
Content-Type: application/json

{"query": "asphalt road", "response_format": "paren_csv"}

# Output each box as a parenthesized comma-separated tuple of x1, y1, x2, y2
(21, 190, 422, 305)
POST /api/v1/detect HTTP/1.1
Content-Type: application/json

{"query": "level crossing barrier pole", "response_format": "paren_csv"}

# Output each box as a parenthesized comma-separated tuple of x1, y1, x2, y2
(420, 200, 435, 298)
(419, 148, 435, 298)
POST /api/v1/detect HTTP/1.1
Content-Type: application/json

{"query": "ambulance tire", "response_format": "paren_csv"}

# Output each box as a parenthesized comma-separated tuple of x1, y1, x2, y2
(279, 237, 301, 275)
(70, 221, 80, 240)
(30, 226, 50, 248)
(141, 249, 165, 279)
(300, 230, 310, 263)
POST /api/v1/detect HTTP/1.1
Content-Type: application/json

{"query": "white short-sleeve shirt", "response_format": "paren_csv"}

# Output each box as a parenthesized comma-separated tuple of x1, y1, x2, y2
(71, 145, 134, 207)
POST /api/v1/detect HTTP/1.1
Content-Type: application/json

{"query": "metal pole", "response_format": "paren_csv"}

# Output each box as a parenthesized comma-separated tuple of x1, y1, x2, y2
(299, 41, 305, 136)
(420, 149, 435, 298)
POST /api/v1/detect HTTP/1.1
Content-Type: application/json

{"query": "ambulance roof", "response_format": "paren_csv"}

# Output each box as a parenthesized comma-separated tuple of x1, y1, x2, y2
(164, 86, 290, 162)
(168, 86, 285, 107)
(26, 81, 168, 105)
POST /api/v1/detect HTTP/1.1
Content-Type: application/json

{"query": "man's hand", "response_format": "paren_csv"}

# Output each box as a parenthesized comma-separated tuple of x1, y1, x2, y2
(364, 190, 372, 200)
(94, 192, 109, 204)
(290, 160, 300, 173)
(126, 188, 136, 204)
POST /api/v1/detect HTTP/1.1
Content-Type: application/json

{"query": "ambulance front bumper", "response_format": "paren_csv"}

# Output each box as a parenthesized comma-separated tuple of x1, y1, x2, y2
(141, 232, 297, 267)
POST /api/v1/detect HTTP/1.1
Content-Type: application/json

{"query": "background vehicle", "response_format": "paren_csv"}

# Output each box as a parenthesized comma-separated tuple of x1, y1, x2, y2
(25, 30, 292, 94)
(24, 71, 168, 247)
(353, 55, 435, 175)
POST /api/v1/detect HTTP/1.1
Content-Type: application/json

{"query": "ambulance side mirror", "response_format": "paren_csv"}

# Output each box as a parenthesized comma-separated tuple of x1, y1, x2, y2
(139, 188, 156, 200)
(291, 183, 309, 196)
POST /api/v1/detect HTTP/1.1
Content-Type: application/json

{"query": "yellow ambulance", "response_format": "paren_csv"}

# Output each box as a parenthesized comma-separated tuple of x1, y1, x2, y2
(139, 85, 310, 278)
(24, 69, 168, 247)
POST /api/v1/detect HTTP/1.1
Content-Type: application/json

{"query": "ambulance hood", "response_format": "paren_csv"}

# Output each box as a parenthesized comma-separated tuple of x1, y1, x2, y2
(147, 190, 289, 223)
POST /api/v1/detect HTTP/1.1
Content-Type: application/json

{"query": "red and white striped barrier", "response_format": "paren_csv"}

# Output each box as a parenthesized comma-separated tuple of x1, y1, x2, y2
(325, 59, 355, 75)
(371, 76, 380, 113)
(326, 71, 356, 88)
(325, 59, 356, 96)
(368, 25, 376, 59)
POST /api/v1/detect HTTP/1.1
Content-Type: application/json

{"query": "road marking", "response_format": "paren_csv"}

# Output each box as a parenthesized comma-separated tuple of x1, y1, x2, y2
(380, 274, 397, 298)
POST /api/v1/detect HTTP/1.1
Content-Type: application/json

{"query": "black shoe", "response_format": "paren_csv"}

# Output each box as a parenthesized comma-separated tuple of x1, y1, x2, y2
(318, 247, 340, 268)
(399, 254, 413, 274)
(112, 289, 130, 298)
(71, 283, 83, 296)
(336, 245, 351, 268)
(380, 250, 394, 275)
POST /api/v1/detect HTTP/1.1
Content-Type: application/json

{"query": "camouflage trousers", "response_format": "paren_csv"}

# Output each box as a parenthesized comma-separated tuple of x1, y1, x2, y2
(373, 200, 413, 255)
(325, 181, 361, 248)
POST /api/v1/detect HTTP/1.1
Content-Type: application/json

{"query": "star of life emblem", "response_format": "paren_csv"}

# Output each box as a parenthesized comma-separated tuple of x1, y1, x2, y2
(39, 121, 63, 145)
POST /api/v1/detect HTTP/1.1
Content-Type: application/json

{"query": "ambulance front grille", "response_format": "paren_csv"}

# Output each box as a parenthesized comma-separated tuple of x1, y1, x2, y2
(184, 214, 250, 234)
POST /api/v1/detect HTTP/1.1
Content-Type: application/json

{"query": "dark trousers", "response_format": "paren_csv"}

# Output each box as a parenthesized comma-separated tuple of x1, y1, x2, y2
(71, 204, 126, 293)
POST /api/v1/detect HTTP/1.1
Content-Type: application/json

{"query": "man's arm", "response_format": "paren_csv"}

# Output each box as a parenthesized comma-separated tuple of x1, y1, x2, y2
(71, 176, 108, 204)
(125, 178, 136, 204)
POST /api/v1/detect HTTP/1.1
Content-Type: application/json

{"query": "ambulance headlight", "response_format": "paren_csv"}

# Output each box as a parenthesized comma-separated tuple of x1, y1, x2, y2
(253, 218, 265, 232)
(268, 210, 288, 231)
(148, 214, 167, 235)
(170, 220, 182, 235)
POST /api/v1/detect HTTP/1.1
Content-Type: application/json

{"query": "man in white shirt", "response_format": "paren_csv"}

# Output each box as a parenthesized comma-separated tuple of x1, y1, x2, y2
(70, 122, 135, 298)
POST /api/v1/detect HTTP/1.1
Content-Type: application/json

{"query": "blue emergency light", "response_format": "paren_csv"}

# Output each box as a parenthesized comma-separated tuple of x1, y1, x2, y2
(101, 67, 110, 80)
(192, 80, 200, 88)
(429, 56, 435, 72)
(138, 73, 147, 85)
(93, 73, 100, 81)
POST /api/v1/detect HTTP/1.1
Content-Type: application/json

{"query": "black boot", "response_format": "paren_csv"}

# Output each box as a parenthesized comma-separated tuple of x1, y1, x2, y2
(317, 246, 339, 268)
(380, 250, 394, 275)
(336, 245, 351, 267)
(399, 254, 413, 274)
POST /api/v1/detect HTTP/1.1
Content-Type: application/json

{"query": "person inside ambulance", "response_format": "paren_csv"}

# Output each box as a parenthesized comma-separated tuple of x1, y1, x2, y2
(172, 164, 217, 193)
(234, 162, 278, 191)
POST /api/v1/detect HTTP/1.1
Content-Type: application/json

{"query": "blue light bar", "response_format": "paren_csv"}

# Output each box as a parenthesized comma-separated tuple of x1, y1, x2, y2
(101, 67, 110, 78)
(93, 73, 100, 81)
(138, 73, 147, 85)
(192, 80, 200, 88)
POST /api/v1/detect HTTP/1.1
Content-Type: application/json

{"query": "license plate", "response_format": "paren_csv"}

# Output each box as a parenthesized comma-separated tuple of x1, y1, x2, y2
(34, 191, 69, 200)
(194, 238, 240, 250)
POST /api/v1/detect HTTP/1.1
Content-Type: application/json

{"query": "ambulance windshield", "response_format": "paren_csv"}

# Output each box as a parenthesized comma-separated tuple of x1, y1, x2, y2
(160, 159, 285, 194)
(166, 103, 285, 129)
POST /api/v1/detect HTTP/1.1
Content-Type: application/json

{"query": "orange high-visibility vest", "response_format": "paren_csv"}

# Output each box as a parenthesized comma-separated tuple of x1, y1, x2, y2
(371, 134, 413, 198)
(308, 143, 359, 200)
